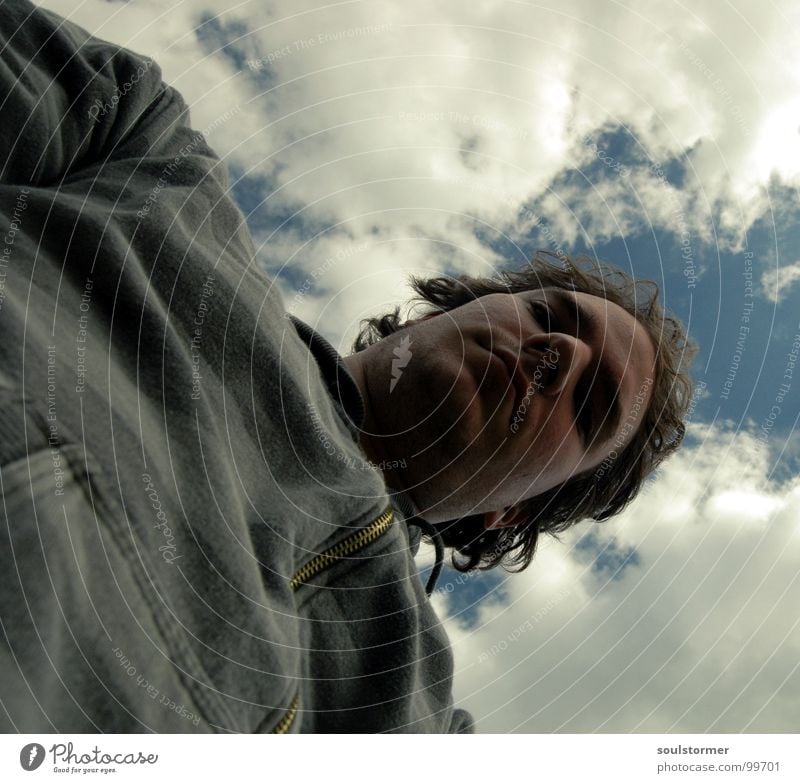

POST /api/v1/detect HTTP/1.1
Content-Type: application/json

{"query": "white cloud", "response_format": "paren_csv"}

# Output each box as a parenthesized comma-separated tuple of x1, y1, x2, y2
(40, 0, 800, 346)
(439, 423, 800, 731)
(761, 259, 800, 302)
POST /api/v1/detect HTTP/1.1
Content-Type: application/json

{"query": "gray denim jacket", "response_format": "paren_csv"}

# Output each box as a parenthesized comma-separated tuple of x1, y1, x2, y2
(0, 1, 472, 734)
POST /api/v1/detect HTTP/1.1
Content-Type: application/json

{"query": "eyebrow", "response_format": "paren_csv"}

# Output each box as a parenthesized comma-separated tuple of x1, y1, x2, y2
(546, 288, 624, 449)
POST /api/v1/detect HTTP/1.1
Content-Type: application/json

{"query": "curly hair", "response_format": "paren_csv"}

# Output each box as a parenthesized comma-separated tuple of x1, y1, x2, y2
(352, 251, 697, 572)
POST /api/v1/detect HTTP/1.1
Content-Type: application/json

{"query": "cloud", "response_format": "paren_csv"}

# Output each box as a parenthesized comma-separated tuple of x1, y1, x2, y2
(761, 259, 800, 302)
(439, 422, 800, 731)
(40, 0, 800, 344)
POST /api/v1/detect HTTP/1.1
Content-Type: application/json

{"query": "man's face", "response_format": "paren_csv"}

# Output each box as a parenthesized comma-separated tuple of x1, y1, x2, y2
(349, 287, 657, 525)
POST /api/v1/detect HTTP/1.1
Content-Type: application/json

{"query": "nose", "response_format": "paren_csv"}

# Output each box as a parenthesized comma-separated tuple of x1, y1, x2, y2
(521, 332, 592, 398)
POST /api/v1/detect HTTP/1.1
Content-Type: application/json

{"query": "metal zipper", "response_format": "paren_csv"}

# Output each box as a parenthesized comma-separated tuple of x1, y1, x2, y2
(272, 692, 299, 734)
(276, 506, 394, 732)
(289, 506, 395, 591)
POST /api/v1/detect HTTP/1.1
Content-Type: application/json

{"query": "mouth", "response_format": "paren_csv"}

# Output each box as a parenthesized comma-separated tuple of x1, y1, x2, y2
(482, 344, 531, 426)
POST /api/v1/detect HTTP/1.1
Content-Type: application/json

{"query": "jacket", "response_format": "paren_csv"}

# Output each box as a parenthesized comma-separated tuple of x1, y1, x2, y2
(0, 0, 472, 734)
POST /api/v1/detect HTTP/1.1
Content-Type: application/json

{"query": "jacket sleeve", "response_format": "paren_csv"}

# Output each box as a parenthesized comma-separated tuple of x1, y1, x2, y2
(0, 0, 169, 186)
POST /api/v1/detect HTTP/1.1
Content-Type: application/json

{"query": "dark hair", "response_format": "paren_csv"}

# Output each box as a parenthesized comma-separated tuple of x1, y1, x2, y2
(352, 251, 697, 572)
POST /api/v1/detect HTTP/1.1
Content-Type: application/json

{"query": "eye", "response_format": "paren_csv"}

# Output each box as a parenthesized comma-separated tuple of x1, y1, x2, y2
(528, 300, 558, 332)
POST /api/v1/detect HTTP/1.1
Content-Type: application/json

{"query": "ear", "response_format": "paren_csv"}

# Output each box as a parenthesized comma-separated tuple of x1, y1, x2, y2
(482, 504, 528, 530)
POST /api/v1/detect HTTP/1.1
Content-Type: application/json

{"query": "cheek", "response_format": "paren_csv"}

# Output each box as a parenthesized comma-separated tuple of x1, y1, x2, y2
(513, 403, 583, 477)
(535, 399, 575, 448)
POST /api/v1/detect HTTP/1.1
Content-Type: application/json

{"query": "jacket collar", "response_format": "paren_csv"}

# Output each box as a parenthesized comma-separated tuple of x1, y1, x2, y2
(287, 315, 365, 432)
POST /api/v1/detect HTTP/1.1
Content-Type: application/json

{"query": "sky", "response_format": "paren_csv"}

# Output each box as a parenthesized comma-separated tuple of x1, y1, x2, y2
(40, 0, 800, 732)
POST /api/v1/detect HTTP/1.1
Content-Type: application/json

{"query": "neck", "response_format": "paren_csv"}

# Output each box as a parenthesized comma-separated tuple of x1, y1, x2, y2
(341, 351, 403, 492)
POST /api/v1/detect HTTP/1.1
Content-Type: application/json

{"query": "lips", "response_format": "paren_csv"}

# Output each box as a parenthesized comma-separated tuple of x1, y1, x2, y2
(491, 346, 532, 406)
(478, 345, 530, 429)
(484, 348, 516, 403)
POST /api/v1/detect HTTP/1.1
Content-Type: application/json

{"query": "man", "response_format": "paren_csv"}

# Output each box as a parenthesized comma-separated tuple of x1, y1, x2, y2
(345, 256, 694, 571)
(0, 2, 692, 734)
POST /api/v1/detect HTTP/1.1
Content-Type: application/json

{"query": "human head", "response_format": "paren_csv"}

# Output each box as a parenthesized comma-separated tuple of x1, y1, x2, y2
(349, 251, 696, 571)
